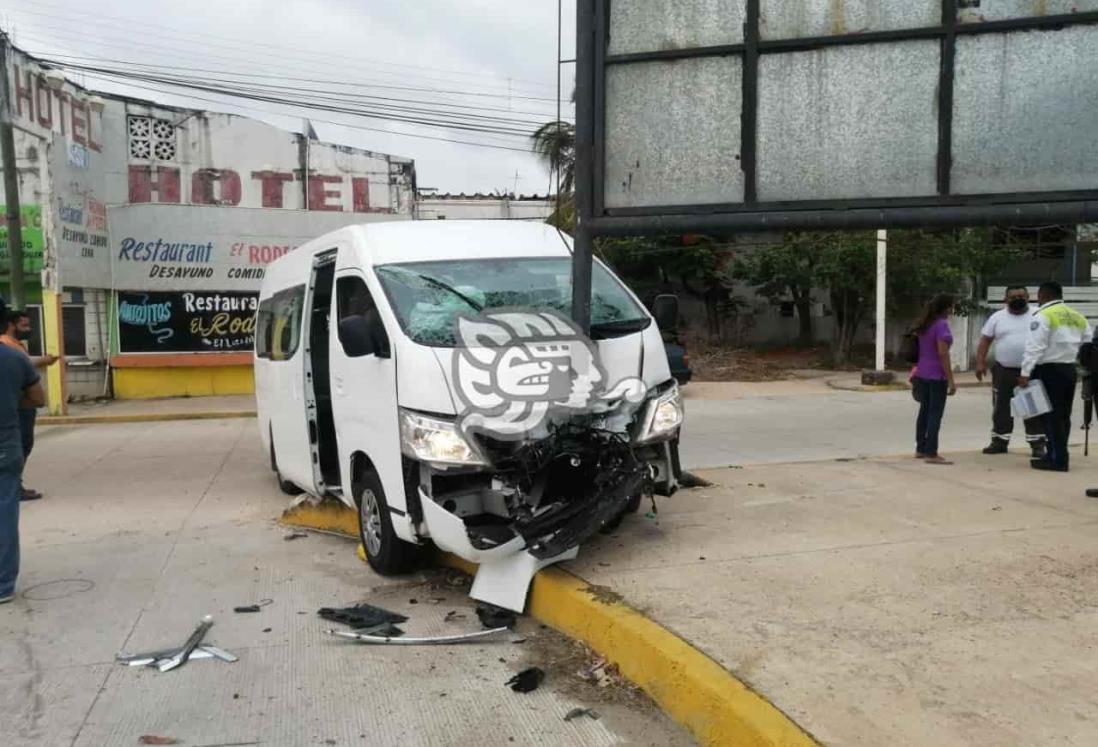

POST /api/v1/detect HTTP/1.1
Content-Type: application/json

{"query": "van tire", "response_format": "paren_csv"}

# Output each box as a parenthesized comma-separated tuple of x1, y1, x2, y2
(269, 439, 304, 496)
(356, 469, 420, 575)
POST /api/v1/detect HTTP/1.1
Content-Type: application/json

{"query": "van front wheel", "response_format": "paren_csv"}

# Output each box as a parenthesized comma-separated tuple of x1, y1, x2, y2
(356, 470, 419, 575)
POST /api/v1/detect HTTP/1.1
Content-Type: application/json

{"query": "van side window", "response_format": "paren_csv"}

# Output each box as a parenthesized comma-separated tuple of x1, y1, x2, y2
(256, 285, 305, 361)
(336, 275, 389, 358)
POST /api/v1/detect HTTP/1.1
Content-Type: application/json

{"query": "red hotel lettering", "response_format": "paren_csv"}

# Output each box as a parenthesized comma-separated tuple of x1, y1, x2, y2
(300, 173, 343, 211)
(70, 99, 88, 146)
(35, 78, 52, 129)
(129, 165, 182, 203)
(53, 90, 69, 136)
(13, 66, 33, 120)
(250, 171, 294, 208)
(192, 169, 242, 206)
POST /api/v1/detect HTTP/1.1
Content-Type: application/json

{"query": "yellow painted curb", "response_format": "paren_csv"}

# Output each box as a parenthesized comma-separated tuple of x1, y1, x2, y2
(39, 411, 257, 426)
(283, 501, 818, 747)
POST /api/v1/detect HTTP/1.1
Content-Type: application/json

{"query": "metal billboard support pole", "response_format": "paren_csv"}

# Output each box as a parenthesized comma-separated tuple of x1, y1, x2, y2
(875, 229, 887, 372)
(571, 0, 596, 334)
(0, 34, 25, 309)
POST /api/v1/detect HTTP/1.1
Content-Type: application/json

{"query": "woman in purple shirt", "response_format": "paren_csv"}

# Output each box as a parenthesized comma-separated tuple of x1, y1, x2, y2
(912, 294, 957, 464)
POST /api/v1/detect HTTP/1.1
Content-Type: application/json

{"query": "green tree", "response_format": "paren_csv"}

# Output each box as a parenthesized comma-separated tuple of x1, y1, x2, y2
(530, 121, 575, 232)
(740, 228, 1022, 365)
(735, 233, 821, 346)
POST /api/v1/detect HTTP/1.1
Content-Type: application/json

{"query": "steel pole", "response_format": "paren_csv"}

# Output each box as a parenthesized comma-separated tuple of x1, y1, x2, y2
(571, 0, 596, 333)
(0, 35, 25, 309)
(875, 229, 887, 371)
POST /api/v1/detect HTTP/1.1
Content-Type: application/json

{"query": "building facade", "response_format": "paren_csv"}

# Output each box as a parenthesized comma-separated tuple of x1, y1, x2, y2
(2, 43, 416, 409)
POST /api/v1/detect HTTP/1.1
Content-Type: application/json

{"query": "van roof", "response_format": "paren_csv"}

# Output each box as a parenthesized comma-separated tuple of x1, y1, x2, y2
(354, 220, 573, 265)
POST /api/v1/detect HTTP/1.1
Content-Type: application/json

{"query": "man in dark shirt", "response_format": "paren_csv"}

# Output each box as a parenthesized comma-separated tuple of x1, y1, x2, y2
(0, 299, 45, 603)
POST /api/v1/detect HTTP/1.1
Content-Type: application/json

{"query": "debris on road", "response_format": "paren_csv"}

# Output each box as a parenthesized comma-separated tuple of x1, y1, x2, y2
(443, 610, 466, 623)
(159, 614, 215, 672)
(233, 598, 273, 613)
(327, 627, 511, 646)
(476, 602, 518, 629)
(317, 603, 408, 628)
(283, 529, 308, 541)
(138, 737, 179, 745)
(563, 707, 601, 722)
(506, 667, 545, 693)
(118, 615, 238, 672)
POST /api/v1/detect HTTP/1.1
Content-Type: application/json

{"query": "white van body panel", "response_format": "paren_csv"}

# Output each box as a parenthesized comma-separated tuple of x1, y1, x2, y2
(256, 221, 682, 612)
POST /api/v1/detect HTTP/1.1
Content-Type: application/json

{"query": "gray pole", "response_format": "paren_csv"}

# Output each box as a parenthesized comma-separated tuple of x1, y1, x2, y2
(0, 34, 24, 309)
(571, 0, 596, 333)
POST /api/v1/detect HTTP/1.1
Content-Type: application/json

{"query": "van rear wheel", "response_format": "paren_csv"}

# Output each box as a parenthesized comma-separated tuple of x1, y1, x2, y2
(356, 469, 420, 575)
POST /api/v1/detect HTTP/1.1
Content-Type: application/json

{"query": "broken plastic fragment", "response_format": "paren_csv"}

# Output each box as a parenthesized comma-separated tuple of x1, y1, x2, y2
(506, 667, 545, 693)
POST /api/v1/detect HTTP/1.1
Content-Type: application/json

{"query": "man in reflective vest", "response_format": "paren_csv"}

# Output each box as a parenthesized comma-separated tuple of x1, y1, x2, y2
(1018, 281, 1092, 472)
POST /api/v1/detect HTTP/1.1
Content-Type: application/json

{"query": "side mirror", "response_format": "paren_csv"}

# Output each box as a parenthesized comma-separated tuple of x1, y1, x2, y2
(338, 313, 388, 358)
(652, 294, 679, 333)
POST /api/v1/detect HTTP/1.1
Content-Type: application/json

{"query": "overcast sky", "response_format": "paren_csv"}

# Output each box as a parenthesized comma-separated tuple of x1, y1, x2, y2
(1, 0, 577, 195)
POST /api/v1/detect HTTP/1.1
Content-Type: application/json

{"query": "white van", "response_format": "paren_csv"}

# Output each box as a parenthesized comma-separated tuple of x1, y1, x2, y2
(254, 221, 682, 611)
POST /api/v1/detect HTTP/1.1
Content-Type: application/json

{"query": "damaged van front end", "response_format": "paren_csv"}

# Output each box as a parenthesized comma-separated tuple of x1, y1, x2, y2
(398, 379, 682, 612)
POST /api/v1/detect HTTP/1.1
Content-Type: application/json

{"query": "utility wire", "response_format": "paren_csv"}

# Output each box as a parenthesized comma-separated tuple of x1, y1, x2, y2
(42, 59, 560, 129)
(56, 64, 541, 138)
(37, 53, 571, 120)
(74, 72, 537, 154)
(5, 21, 558, 101)
(6, 0, 561, 92)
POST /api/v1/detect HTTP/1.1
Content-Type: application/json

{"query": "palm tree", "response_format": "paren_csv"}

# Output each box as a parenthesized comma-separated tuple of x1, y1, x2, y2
(531, 120, 576, 231)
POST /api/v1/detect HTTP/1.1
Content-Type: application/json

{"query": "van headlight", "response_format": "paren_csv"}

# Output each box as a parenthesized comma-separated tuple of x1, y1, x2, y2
(636, 383, 684, 443)
(399, 409, 486, 466)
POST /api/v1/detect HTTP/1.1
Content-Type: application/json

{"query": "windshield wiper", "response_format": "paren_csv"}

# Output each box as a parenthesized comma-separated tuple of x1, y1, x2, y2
(589, 317, 651, 339)
(408, 273, 484, 311)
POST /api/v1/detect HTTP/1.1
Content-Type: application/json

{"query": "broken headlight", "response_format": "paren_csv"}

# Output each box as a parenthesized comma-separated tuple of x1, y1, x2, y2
(635, 382, 684, 443)
(399, 409, 486, 466)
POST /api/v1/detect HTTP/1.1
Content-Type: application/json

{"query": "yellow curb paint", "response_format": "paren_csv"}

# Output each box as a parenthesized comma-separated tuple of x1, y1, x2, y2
(281, 501, 359, 537)
(283, 501, 818, 747)
(38, 411, 257, 426)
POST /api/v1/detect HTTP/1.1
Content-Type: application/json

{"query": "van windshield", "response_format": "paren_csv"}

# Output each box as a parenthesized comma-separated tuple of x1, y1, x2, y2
(375, 257, 649, 346)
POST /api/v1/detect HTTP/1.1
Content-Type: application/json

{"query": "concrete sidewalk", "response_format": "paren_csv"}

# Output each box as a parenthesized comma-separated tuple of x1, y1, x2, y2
(569, 451, 1098, 746)
(42, 395, 257, 424)
(2, 419, 691, 747)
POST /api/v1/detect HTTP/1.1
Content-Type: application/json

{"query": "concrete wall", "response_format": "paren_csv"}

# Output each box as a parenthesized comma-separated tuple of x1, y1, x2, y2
(415, 195, 554, 221)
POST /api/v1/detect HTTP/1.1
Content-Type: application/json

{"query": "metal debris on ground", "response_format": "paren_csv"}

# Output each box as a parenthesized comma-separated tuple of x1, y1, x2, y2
(233, 598, 273, 613)
(351, 622, 405, 637)
(317, 603, 408, 628)
(476, 602, 518, 629)
(118, 615, 237, 671)
(506, 667, 545, 693)
(563, 707, 601, 722)
(443, 610, 466, 623)
(327, 626, 510, 645)
(283, 529, 309, 541)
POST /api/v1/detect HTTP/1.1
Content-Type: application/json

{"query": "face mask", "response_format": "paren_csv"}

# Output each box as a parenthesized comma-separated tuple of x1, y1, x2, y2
(1008, 298, 1028, 313)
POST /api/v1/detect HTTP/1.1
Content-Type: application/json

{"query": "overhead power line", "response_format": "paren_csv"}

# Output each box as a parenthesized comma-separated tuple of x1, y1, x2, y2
(74, 72, 536, 154)
(4, 16, 559, 101)
(7, 0, 561, 92)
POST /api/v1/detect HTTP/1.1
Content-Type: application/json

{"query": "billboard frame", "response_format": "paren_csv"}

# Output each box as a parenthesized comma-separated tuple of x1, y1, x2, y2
(570, 0, 1098, 328)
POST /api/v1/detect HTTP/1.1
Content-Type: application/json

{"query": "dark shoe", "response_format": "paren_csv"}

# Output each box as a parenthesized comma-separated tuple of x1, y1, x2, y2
(1031, 459, 1068, 473)
(982, 440, 1008, 455)
(20, 488, 42, 502)
(1029, 443, 1047, 460)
